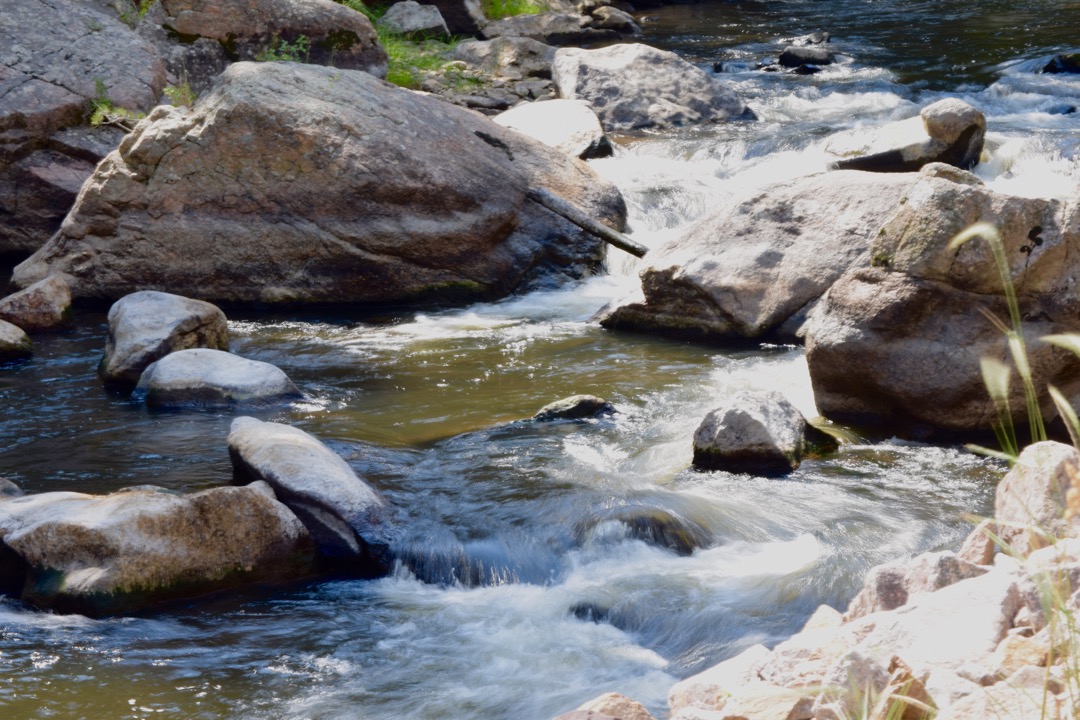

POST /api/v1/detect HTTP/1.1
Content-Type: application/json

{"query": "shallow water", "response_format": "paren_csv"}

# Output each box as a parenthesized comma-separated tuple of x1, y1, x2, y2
(3, 1, 1080, 718)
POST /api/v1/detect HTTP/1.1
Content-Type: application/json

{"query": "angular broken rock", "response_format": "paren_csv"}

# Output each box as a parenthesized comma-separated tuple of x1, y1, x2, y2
(0, 276, 71, 333)
(843, 551, 987, 621)
(228, 417, 399, 573)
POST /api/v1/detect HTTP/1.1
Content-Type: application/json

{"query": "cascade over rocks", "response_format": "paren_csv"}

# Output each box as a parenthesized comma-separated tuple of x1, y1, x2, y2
(99, 290, 229, 390)
(11, 62, 626, 306)
(806, 164, 1080, 438)
(0, 276, 72, 333)
(691, 389, 837, 475)
(0, 482, 315, 616)
(552, 43, 754, 132)
(0, 0, 166, 256)
(227, 417, 399, 573)
(135, 348, 302, 408)
(599, 171, 917, 342)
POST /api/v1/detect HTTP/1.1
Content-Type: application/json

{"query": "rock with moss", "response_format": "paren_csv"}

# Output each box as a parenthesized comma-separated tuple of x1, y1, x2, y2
(0, 0, 166, 256)
(135, 349, 302, 408)
(692, 389, 836, 475)
(99, 290, 229, 390)
(0, 276, 72, 332)
(599, 171, 916, 342)
(0, 482, 316, 616)
(12, 62, 625, 306)
(553, 43, 754, 132)
(228, 417, 399, 573)
(0, 320, 34, 363)
(806, 164, 1080, 439)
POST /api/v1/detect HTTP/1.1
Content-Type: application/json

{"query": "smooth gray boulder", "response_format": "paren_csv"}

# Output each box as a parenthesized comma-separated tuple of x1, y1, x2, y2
(0, 320, 33, 362)
(533, 394, 615, 421)
(830, 99, 986, 173)
(0, 0, 166, 255)
(0, 275, 71, 332)
(377, 1, 450, 39)
(0, 482, 315, 616)
(227, 417, 398, 573)
(600, 171, 917, 342)
(806, 164, 1080, 439)
(99, 291, 229, 389)
(135, 349, 301, 408)
(154, 0, 388, 75)
(692, 389, 836, 475)
(12, 62, 625, 306)
(494, 99, 612, 159)
(552, 43, 754, 132)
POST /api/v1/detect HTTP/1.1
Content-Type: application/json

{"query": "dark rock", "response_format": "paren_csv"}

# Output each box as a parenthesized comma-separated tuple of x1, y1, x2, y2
(99, 291, 229, 390)
(578, 507, 712, 555)
(228, 417, 399, 573)
(134, 349, 302, 408)
(424, 0, 487, 35)
(778, 46, 833, 68)
(0, 478, 23, 498)
(1042, 53, 1080, 74)
(533, 394, 616, 421)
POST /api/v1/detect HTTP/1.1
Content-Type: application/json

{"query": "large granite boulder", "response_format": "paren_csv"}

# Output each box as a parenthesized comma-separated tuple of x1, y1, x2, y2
(0, 482, 315, 616)
(0, 0, 166, 256)
(552, 43, 754, 132)
(830, 99, 986, 173)
(0, 275, 72, 332)
(135, 349, 302, 408)
(0, 320, 33, 362)
(99, 290, 229, 389)
(806, 164, 1080, 439)
(600, 171, 916, 342)
(154, 0, 387, 75)
(994, 441, 1080, 557)
(691, 389, 836, 475)
(227, 417, 399, 574)
(12, 62, 625, 306)
(494, 99, 612, 160)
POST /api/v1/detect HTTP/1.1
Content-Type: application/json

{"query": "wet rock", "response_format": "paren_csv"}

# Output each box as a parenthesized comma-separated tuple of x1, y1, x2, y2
(555, 692, 656, 720)
(483, 13, 620, 46)
(451, 37, 557, 79)
(12, 63, 625, 306)
(831, 99, 986, 172)
(0, 0, 166, 256)
(228, 417, 398, 573)
(1041, 53, 1080, 74)
(0, 482, 315, 616)
(0, 276, 71, 332)
(135, 349, 302, 408)
(692, 389, 837, 475)
(534, 394, 616, 421)
(552, 43, 754, 132)
(994, 441, 1080, 557)
(843, 551, 987, 621)
(587, 6, 639, 33)
(806, 165, 1080, 439)
(495, 100, 613, 160)
(778, 45, 833, 68)
(99, 290, 229, 390)
(154, 0, 387, 75)
(578, 507, 711, 555)
(377, 1, 451, 40)
(0, 479, 23, 498)
(0, 320, 33, 363)
(599, 171, 915, 342)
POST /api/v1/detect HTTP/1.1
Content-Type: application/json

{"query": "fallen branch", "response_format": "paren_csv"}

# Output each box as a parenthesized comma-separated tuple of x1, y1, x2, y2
(526, 187, 648, 258)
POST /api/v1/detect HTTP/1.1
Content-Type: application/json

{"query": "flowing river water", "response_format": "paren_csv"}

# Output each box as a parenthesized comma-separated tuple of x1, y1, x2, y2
(3, 1, 1080, 718)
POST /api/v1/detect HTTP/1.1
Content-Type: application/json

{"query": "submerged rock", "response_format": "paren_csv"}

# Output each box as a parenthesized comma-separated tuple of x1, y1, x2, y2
(12, 62, 625, 306)
(600, 171, 916, 342)
(0, 0, 166, 256)
(1042, 53, 1080, 74)
(99, 291, 229, 390)
(692, 389, 836, 475)
(533, 394, 616, 421)
(552, 43, 754, 132)
(0, 320, 33, 363)
(0, 276, 71, 332)
(227, 417, 398, 573)
(0, 482, 315, 616)
(806, 164, 1080, 439)
(135, 349, 301, 408)
(577, 507, 712, 555)
(831, 98, 986, 173)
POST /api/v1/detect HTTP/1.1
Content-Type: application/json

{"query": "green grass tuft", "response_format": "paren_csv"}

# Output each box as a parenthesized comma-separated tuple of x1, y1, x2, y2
(482, 0, 543, 20)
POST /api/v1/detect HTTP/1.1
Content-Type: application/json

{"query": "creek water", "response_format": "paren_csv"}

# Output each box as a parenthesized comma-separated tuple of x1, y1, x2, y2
(2, 1, 1080, 718)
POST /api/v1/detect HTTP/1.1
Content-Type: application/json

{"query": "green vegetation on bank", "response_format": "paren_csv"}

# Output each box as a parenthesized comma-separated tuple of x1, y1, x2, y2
(481, 0, 543, 21)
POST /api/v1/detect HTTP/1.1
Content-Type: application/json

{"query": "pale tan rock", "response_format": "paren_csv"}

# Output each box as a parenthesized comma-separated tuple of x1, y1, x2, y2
(714, 683, 813, 720)
(0, 276, 71, 332)
(573, 692, 655, 720)
(669, 645, 771, 712)
(957, 520, 996, 566)
(801, 604, 843, 632)
(989, 632, 1050, 680)
(844, 551, 987, 621)
(996, 442, 1080, 557)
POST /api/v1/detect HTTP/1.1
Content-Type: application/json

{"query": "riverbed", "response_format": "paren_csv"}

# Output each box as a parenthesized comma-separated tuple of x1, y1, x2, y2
(2, 0, 1079, 718)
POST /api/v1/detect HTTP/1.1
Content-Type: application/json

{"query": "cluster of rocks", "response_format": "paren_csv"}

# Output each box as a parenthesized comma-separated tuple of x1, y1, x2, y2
(555, 440, 1080, 720)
